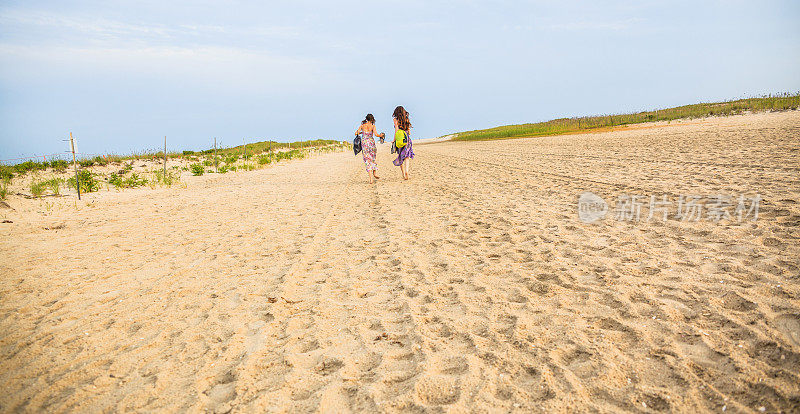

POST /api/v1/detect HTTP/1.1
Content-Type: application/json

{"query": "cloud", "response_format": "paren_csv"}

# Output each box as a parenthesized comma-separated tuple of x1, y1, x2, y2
(0, 8, 336, 92)
(0, 43, 326, 93)
(542, 17, 644, 32)
(0, 9, 304, 44)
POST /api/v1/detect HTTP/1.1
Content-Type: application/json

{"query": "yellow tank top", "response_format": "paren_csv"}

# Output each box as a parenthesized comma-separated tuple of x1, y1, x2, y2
(395, 130, 407, 148)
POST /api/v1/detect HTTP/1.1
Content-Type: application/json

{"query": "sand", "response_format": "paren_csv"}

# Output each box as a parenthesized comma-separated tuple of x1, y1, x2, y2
(1, 111, 799, 412)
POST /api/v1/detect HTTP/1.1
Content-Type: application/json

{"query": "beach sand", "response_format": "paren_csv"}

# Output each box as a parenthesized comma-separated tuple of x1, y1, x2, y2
(1, 111, 799, 412)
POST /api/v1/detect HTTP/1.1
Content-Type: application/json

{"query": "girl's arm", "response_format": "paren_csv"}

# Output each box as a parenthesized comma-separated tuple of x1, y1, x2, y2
(355, 124, 362, 136)
(372, 123, 384, 137)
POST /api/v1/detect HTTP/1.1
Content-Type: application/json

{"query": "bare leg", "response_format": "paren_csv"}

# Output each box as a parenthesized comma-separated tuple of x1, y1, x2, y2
(404, 159, 411, 179)
(372, 170, 380, 180)
(366, 169, 374, 184)
(399, 162, 406, 180)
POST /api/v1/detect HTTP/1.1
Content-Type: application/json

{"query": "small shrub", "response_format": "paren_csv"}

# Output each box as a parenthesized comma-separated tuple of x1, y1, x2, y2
(79, 159, 95, 168)
(45, 178, 62, 195)
(14, 160, 47, 176)
(182, 150, 195, 155)
(106, 155, 124, 164)
(0, 166, 13, 181)
(93, 156, 108, 166)
(68, 170, 100, 193)
(258, 154, 273, 165)
(49, 159, 69, 173)
(123, 173, 148, 188)
(218, 165, 229, 174)
(30, 180, 46, 198)
(202, 159, 213, 167)
(108, 173, 124, 188)
(190, 163, 204, 176)
(155, 169, 179, 185)
(0, 176, 11, 199)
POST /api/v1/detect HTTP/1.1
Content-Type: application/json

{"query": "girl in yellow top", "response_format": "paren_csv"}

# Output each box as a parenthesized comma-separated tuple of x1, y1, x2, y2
(392, 106, 414, 180)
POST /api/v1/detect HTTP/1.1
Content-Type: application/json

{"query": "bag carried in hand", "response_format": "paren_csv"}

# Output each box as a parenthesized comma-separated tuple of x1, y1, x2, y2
(395, 130, 408, 149)
(353, 134, 362, 155)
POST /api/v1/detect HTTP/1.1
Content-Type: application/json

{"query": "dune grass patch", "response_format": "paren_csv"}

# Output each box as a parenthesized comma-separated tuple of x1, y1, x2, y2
(190, 163, 204, 176)
(68, 170, 100, 193)
(0, 176, 10, 199)
(451, 93, 800, 141)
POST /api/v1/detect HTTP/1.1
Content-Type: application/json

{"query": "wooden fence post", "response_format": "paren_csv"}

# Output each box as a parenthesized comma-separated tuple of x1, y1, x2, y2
(70, 132, 80, 200)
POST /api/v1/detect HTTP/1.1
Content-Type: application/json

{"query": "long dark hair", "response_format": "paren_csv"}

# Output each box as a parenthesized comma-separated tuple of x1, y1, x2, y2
(393, 106, 411, 131)
(364, 113, 375, 124)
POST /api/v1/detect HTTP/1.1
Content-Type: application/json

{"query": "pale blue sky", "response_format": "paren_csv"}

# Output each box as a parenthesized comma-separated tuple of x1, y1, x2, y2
(1, 0, 798, 159)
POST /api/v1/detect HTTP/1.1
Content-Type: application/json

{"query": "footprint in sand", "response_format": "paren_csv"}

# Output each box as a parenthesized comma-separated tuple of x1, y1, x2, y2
(414, 375, 461, 405)
(774, 314, 800, 348)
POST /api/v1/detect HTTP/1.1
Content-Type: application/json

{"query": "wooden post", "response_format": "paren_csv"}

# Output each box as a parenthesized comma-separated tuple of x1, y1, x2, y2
(163, 136, 167, 178)
(70, 132, 80, 200)
(214, 137, 218, 173)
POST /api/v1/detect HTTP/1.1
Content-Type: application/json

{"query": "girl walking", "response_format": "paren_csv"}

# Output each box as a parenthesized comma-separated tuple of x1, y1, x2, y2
(355, 113, 384, 183)
(392, 106, 414, 180)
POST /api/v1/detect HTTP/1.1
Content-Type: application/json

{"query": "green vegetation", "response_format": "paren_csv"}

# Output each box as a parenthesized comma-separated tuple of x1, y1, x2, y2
(155, 169, 180, 186)
(108, 172, 148, 188)
(30, 180, 46, 198)
(190, 163, 204, 176)
(0, 139, 348, 198)
(275, 149, 305, 161)
(107, 173, 123, 188)
(0, 166, 12, 181)
(78, 156, 109, 168)
(45, 178, 62, 195)
(68, 170, 100, 193)
(29, 177, 63, 197)
(452, 93, 800, 141)
(0, 176, 9, 199)
(1, 138, 346, 179)
(210, 139, 340, 158)
(50, 159, 69, 173)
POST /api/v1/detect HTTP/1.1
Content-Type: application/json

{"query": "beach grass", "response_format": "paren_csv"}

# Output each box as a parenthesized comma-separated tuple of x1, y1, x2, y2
(451, 93, 800, 141)
(0, 176, 9, 199)
(30, 180, 46, 198)
(1, 139, 346, 178)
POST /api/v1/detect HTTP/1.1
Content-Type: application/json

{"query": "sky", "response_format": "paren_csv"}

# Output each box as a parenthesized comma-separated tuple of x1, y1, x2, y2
(1, 0, 799, 160)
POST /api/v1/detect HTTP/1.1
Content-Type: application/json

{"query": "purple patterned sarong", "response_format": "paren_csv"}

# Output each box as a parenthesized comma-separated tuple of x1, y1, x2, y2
(393, 136, 414, 166)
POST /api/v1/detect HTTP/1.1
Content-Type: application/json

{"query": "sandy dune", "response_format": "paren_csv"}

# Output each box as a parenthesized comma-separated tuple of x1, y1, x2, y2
(1, 111, 799, 412)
